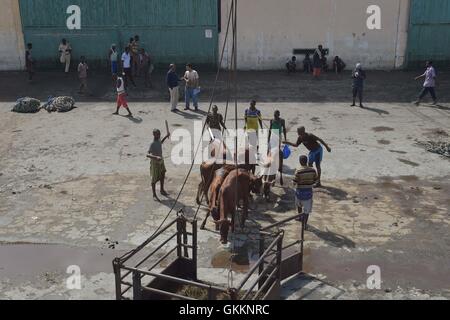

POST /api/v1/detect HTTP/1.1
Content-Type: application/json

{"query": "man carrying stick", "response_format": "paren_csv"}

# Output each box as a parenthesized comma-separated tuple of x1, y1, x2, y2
(147, 128, 170, 202)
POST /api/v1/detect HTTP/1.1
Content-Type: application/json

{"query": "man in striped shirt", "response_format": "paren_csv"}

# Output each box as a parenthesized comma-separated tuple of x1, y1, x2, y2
(293, 156, 318, 230)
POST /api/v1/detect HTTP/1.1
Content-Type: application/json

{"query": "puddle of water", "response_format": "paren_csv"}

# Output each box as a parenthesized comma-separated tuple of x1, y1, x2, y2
(211, 249, 251, 273)
(0, 244, 124, 279)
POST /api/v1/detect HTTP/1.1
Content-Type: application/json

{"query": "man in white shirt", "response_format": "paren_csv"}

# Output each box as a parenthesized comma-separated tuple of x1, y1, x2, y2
(58, 38, 72, 73)
(414, 61, 437, 105)
(121, 47, 136, 88)
(184, 63, 200, 111)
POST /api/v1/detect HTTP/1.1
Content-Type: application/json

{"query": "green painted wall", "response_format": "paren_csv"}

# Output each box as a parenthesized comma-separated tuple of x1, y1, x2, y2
(407, 0, 450, 68)
(19, 0, 219, 70)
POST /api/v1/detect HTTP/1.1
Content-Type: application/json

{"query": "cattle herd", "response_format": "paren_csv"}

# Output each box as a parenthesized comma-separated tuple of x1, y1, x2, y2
(196, 141, 281, 244)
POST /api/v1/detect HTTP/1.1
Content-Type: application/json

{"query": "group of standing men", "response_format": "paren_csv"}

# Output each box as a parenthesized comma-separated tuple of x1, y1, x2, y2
(197, 100, 332, 230)
(166, 63, 201, 112)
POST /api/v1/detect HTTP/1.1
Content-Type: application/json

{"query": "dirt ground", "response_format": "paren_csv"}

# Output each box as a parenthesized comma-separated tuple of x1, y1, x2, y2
(0, 70, 449, 300)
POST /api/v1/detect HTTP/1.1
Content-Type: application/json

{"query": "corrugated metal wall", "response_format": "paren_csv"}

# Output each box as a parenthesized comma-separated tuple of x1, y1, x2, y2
(407, 0, 450, 68)
(19, 0, 218, 69)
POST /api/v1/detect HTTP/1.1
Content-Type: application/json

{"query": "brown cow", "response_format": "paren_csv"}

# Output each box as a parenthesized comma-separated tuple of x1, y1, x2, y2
(196, 146, 255, 205)
(215, 169, 263, 244)
(196, 161, 222, 205)
(200, 164, 236, 230)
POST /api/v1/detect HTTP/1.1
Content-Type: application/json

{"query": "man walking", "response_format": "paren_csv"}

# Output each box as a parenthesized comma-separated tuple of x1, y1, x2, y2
(351, 63, 366, 108)
(113, 73, 133, 117)
(293, 155, 318, 230)
(121, 47, 136, 89)
(147, 129, 170, 202)
(414, 61, 438, 106)
(25, 43, 35, 82)
(285, 126, 331, 188)
(77, 56, 89, 95)
(58, 38, 72, 73)
(167, 64, 181, 112)
(184, 64, 200, 111)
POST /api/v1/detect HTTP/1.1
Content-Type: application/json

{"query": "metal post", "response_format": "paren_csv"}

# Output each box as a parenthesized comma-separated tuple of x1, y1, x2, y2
(182, 218, 189, 258)
(132, 271, 142, 300)
(192, 219, 198, 281)
(208, 285, 213, 301)
(300, 218, 305, 271)
(113, 258, 122, 300)
(276, 234, 283, 280)
(258, 236, 265, 289)
(176, 217, 182, 258)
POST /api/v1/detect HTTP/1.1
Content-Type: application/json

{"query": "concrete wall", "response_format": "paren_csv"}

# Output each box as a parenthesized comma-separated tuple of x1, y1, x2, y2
(0, 0, 25, 70)
(220, 0, 411, 70)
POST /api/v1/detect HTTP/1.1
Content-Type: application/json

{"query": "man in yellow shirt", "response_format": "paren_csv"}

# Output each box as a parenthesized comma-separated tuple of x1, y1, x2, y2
(244, 100, 263, 131)
(244, 100, 263, 154)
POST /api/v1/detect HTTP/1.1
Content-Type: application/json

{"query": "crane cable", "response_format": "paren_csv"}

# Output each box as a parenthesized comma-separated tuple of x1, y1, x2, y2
(119, 0, 236, 262)
(193, 0, 236, 221)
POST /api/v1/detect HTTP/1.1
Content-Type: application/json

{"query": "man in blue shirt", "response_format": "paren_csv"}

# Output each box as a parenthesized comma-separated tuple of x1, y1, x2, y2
(167, 64, 181, 112)
(351, 63, 366, 108)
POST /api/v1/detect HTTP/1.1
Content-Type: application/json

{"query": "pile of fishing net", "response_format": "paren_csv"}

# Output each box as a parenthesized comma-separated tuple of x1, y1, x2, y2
(416, 140, 450, 158)
(11, 97, 41, 113)
(42, 96, 76, 113)
(11, 96, 76, 114)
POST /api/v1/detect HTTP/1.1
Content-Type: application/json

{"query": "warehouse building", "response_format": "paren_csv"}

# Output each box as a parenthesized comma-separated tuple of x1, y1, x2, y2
(0, 0, 449, 71)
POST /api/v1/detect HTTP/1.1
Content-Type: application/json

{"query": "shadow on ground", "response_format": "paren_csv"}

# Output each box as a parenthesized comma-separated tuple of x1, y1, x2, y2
(1, 70, 449, 104)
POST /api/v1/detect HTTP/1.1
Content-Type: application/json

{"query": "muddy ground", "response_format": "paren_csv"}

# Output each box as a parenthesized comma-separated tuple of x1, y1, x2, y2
(0, 70, 449, 300)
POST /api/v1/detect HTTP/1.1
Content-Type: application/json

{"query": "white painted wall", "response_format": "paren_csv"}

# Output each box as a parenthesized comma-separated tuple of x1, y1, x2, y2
(219, 0, 411, 70)
(0, 0, 25, 70)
